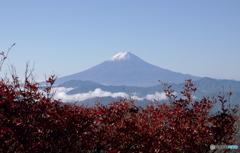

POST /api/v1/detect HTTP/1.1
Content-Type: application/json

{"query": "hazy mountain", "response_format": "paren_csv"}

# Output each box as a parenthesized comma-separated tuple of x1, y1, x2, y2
(57, 78, 240, 111)
(59, 78, 240, 97)
(193, 77, 240, 93)
(56, 52, 201, 86)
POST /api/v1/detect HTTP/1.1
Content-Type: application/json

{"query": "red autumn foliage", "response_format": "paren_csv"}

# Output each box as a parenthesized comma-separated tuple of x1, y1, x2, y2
(0, 45, 239, 152)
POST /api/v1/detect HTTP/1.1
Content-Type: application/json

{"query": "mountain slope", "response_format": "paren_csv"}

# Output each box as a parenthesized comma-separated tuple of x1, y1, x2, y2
(194, 77, 240, 93)
(56, 52, 201, 86)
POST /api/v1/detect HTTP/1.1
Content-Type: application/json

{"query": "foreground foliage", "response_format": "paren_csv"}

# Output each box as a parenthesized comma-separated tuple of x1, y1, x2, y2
(0, 45, 239, 152)
(0, 76, 239, 152)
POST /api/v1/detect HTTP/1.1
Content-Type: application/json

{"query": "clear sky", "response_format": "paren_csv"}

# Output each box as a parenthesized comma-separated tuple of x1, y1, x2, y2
(1, 0, 240, 81)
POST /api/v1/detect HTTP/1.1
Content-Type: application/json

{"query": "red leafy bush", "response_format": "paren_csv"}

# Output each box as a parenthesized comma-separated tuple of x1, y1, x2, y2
(0, 46, 239, 152)
(0, 77, 238, 153)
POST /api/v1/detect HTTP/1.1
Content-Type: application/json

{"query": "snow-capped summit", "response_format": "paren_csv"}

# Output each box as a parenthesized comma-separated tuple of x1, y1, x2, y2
(108, 52, 131, 61)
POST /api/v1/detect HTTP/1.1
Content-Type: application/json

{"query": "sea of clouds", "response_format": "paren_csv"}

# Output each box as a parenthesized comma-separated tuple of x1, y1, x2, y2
(51, 87, 172, 103)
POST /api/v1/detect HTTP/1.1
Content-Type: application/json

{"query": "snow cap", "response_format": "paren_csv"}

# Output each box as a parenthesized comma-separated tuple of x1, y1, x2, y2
(108, 52, 131, 61)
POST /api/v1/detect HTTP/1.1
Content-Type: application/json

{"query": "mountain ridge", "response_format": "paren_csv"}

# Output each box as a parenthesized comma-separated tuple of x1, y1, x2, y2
(57, 78, 240, 111)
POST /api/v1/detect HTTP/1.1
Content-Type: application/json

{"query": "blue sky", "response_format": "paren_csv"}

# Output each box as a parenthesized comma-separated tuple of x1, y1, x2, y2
(1, 1, 240, 81)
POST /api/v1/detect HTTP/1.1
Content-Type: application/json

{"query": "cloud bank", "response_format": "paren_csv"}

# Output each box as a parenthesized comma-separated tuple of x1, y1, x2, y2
(51, 87, 170, 103)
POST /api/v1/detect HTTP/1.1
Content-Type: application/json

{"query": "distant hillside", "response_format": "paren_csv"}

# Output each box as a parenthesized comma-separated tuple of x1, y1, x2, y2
(194, 77, 240, 93)
(57, 78, 240, 112)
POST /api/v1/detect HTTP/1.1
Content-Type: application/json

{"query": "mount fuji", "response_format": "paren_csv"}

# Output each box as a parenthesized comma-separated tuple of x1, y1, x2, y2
(56, 52, 201, 86)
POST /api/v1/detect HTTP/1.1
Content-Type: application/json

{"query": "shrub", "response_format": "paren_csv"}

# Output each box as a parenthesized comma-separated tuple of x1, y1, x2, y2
(0, 45, 239, 152)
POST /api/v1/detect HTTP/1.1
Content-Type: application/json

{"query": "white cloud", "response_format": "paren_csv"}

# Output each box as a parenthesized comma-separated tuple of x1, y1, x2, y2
(52, 87, 130, 102)
(145, 92, 168, 101)
(130, 95, 144, 101)
(52, 87, 74, 93)
(50, 87, 173, 103)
